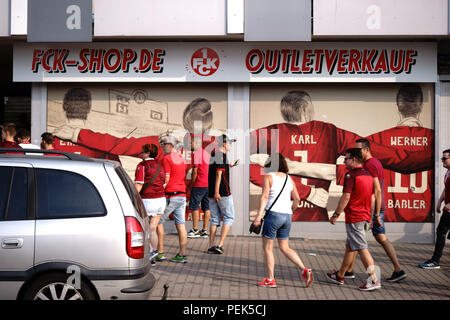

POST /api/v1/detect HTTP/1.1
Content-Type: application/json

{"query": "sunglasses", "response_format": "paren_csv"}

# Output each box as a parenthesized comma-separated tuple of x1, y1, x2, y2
(344, 157, 353, 161)
(442, 157, 450, 161)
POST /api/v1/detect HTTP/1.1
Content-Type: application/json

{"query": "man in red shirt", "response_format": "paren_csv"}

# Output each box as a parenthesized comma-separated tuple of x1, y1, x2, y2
(0, 123, 22, 149)
(187, 134, 211, 238)
(327, 148, 381, 291)
(343, 138, 406, 283)
(156, 133, 188, 264)
(419, 149, 450, 269)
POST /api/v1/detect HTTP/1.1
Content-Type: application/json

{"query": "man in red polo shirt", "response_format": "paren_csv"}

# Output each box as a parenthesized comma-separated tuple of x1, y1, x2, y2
(156, 133, 188, 264)
(342, 138, 406, 283)
(327, 148, 381, 291)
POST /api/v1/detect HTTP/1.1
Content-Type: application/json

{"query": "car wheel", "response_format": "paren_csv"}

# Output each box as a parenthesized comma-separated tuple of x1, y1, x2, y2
(23, 273, 96, 300)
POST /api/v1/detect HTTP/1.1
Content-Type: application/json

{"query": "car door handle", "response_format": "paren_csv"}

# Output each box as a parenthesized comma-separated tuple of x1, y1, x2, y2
(1, 238, 24, 249)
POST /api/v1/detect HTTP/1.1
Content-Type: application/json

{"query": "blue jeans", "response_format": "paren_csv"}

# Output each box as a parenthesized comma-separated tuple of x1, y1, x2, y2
(431, 210, 450, 263)
(262, 211, 292, 240)
(160, 196, 186, 225)
(209, 195, 235, 226)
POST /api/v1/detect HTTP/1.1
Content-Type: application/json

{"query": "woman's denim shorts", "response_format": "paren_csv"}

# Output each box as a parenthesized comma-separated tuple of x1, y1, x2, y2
(262, 211, 292, 239)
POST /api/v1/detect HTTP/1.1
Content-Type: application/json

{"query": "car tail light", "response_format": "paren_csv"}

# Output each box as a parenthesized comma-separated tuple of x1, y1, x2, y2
(125, 217, 145, 259)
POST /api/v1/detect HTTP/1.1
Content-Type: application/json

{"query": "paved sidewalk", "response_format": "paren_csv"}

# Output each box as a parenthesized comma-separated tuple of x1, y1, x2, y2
(149, 234, 450, 300)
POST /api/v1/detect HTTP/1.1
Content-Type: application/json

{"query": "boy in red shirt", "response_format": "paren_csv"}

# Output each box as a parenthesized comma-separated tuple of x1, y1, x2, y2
(327, 148, 381, 291)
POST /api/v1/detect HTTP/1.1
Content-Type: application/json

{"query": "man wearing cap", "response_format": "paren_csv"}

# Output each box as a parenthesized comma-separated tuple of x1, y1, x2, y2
(156, 133, 188, 263)
(207, 134, 238, 254)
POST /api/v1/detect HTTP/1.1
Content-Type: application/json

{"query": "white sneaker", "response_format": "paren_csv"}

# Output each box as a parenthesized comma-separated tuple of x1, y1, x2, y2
(359, 278, 381, 291)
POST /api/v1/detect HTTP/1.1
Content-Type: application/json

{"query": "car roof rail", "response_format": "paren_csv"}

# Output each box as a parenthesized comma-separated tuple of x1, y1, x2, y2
(0, 148, 93, 161)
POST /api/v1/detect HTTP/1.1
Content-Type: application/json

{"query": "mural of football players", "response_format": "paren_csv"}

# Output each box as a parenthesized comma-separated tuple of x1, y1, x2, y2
(366, 84, 434, 222)
(250, 90, 361, 221)
(250, 89, 433, 222)
(53, 87, 121, 162)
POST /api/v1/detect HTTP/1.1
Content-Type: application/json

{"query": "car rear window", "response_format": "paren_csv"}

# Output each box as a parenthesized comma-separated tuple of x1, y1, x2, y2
(114, 166, 146, 219)
(35, 168, 106, 219)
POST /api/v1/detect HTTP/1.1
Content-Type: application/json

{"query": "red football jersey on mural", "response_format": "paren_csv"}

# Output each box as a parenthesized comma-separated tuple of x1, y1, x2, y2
(367, 125, 434, 222)
(251, 120, 434, 222)
(250, 121, 361, 221)
(53, 137, 120, 161)
(77, 129, 163, 159)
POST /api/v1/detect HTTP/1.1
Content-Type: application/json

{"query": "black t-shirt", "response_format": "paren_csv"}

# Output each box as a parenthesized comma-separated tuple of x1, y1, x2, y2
(208, 151, 231, 197)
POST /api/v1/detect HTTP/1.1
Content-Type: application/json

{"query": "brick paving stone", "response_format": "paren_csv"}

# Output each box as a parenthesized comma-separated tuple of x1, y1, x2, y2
(149, 234, 450, 300)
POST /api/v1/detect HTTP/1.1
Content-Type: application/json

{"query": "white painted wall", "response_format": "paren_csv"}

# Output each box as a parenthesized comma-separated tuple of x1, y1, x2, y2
(314, 0, 448, 35)
(94, 0, 226, 36)
(227, 0, 244, 34)
(10, 0, 27, 35)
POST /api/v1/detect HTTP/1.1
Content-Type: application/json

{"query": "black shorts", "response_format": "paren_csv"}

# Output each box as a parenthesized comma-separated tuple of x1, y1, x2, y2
(188, 187, 210, 211)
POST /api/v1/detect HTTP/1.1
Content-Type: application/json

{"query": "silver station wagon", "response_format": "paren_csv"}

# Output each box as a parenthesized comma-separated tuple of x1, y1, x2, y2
(0, 148, 155, 300)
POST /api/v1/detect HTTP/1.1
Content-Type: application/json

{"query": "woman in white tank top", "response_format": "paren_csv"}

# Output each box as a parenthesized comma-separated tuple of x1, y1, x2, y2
(252, 153, 314, 288)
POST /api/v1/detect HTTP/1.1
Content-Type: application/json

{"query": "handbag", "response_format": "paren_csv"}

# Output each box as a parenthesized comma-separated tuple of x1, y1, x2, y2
(249, 174, 289, 234)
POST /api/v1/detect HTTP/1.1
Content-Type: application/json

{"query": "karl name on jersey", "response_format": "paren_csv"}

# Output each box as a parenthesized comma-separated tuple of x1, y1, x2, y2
(291, 135, 317, 145)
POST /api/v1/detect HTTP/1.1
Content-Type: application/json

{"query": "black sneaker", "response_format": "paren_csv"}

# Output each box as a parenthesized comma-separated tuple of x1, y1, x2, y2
(387, 270, 407, 282)
(344, 271, 355, 279)
(207, 246, 220, 254)
(199, 229, 209, 238)
(215, 245, 224, 254)
(419, 260, 440, 269)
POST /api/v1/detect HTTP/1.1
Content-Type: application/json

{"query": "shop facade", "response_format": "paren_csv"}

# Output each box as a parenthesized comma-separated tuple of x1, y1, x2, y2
(12, 41, 441, 242)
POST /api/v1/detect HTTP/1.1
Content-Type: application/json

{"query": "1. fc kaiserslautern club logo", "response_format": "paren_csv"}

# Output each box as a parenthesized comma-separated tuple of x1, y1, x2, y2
(191, 47, 220, 76)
